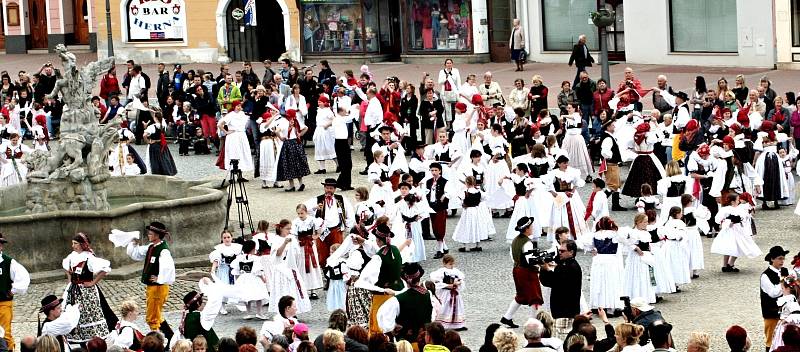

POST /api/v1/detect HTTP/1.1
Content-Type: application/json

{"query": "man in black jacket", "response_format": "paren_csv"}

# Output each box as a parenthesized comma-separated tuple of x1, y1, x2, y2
(156, 63, 171, 109)
(539, 239, 582, 339)
(629, 297, 666, 346)
(568, 35, 594, 87)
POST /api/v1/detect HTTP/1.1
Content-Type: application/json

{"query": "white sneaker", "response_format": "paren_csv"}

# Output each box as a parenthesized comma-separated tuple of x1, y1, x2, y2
(220, 306, 228, 315)
(256, 314, 268, 320)
(235, 304, 247, 312)
(243, 315, 254, 320)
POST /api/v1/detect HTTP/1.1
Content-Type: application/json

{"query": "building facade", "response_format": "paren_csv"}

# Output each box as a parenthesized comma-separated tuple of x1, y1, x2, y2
(92, 0, 490, 64)
(1, 0, 97, 53)
(776, 0, 800, 69)
(514, 0, 775, 68)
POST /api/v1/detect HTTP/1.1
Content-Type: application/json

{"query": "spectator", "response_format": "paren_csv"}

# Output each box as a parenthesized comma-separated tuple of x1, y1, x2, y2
(778, 325, 800, 352)
(35, 336, 59, 352)
(649, 321, 675, 352)
(478, 72, 503, 107)
(127, 65, 147, 103)
(318, 60, 335, 86)
(612, 323, 646, 352)
(397, 341, 414, 352)
(236, 327, 258, 346)
(444, 330, 463, 351)
(509, 19, 525, 72)
(556, 81, 577, 115)
(142, 332, 166, 352)
(534, 311, 563, 352)
(423, 322, 449, 352)
(20, 336, 36, 352)
(174, 340, 193, 352)
(313, 310, 367, 352)
(686, 332, 710, 352)
(725, 325, 750, 352)
(193, 336, 208, 352)
(479, 324, 501, 352)
(492, 327, 519, 352)
(156, 63, 171, 107)
(242, 62, 260, 89)
(262, 61, 275, 87)
(627, 297, 665, 346)
(322, 330, 345, 352)
(518, 318, 556, 352)
(219, 337, 239, 352)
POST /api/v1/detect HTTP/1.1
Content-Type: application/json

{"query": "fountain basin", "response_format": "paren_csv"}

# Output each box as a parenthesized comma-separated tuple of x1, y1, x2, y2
(0, 176, 226, 272)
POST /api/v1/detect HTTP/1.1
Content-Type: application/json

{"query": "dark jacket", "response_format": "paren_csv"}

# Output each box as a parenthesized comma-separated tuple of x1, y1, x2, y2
(632, 309, 665, 346)
(418, 98, 445, 129)
(539, 257, 582, 319)
(313, 334, 368, 352)
(156, 71, 171, 101)
(400, 95, 419, 127)
(568, 43, 594, 68)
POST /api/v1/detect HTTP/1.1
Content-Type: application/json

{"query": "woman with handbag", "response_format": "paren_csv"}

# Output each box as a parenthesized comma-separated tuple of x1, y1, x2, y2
(509, 19, 526, 72)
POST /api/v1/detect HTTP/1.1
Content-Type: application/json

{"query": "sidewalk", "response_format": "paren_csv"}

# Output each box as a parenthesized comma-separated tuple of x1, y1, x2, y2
(2, 52, 797, 108)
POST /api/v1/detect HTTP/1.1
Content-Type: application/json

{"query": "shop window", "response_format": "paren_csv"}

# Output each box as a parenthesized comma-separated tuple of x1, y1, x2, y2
(541, 0, 598, 51)
(302, 0, 379, 53)
(669, 0, 737, 52)
(792, 0, 800, 47)
(406, 0, 472, 51)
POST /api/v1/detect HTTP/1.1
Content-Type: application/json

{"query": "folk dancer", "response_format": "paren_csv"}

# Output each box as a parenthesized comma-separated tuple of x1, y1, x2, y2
(0, 233, 30, 351)
(305, 179, 355, 267)
(126, 222, 176, 339)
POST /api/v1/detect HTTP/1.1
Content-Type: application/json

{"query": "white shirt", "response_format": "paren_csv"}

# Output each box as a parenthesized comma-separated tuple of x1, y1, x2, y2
(364, 97, 383, 128)
(304, 195, 356, 229)
(127, 74, 146, 100)
(761, 265, 783, 298)
(41, 304, 80, 351)
(332, 111, 355, 139)
(126, 241, 176, 285)
(62, 251, 111, 275)
(0, 254, 30, 295)
(112, 320, 143, 349)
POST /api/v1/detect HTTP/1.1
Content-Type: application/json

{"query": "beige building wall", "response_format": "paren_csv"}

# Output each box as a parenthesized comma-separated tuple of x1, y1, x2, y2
(94, 0, 300, 63)
(776, 0, 800, 69)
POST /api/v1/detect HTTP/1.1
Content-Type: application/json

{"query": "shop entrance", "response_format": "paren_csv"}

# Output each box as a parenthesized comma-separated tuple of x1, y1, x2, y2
(72, 0, 90, 44)
(0, 8, 4, 50)
(29, 0, 48, 49)
(488, 0, 512, 62)
(225, 0, 286, 62)
(379, 0, 401, 60)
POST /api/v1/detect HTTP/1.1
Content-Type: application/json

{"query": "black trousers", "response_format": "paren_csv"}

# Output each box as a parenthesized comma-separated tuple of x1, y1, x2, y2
(335, 138, 352, 188)
(363, 126, 377, 168)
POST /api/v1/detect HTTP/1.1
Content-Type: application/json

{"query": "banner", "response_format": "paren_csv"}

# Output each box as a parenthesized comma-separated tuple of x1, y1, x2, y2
(244, 0, 257, 26)
(126, 0, 187, 42)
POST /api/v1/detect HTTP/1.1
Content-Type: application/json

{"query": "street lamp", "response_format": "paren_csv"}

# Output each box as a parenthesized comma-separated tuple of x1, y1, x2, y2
(105, 0, 114, 57)
(590, 3, 614, 82)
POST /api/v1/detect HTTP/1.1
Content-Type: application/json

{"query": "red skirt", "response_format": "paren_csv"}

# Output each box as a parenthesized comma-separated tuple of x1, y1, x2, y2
(513, 266, 543, 306)
(215, 138, 226, 170)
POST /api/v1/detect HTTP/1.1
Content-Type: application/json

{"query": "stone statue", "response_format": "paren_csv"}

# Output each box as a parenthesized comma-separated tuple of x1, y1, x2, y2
(25, 47, 119, 213)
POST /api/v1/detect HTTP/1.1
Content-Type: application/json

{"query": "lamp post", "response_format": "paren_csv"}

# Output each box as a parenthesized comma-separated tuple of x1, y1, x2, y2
(599, 0, 609, 82)
(105, 0, 114, 57)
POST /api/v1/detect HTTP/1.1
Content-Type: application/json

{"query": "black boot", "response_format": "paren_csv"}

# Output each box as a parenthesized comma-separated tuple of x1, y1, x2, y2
(611, 192, 627, 211)
(160, 320, 175, 347)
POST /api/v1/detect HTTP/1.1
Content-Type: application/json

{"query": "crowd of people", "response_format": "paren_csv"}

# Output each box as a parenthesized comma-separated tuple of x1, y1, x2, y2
(3, 34, 800, 352)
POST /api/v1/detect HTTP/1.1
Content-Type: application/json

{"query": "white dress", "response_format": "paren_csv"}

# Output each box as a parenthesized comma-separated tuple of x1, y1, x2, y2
(258, 116, 283, 183)
(682, 206, 707, 271)
(252, 231, 275, 276)
(221, 111, 254, 171)
(0, 142, 31, 186)
(547, 167, 589, 243)
(580, 230, 624, 309)
(209, 243, 243, 287)
(659, 219, 692, 285)
(231, 254, 269, 302)
(390, 198, 429, 263)
(504, 174, 541, 243)
(561, 112, 593, 177)
(648, 224, 676, 295)
(313, 108, 337, 161)
(452, 187, 496, 245)
(268, 235, 311, 313)
(291, 217, 325, 290)
(622, 228, 657, 304)
(710, 205, 762, 258)
(430, 267, 466, 329)
(484, 157, 513, 210)
(657, 175, 692, 221)
(451, 111, 474, 156)
(367, 162, 395, 210)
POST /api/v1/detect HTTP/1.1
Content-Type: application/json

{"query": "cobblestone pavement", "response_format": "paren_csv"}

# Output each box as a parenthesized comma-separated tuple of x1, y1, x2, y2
(9, 142, 800, 352)
(4, 56, 800, 350)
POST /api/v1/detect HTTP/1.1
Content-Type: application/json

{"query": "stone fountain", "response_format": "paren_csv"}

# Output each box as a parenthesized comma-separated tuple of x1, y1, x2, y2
(0, 46, 226, 272)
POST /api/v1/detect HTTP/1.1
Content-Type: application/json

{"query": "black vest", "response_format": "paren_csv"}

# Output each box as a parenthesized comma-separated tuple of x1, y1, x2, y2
(463, 191, 481, 207)
(0, 254, 14, 301)
(761, 268, 781, 318)
(666, 181, 686, 197)
(602, 132, 622, 163)
(426, 177, 448, 211)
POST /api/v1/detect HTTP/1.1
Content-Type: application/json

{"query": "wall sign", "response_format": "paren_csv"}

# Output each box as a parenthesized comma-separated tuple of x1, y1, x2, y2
(126, 0, 186, 42)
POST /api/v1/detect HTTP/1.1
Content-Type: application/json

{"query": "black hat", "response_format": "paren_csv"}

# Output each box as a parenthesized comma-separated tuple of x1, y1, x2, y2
(0, 233, 8, 244)
(765, 245, 790, 262)
(39, 295, 63, 313)
(675, 91, 689, 101)
(373, 224, 394, 240)
(401, 262, 424, 282)
(183, 290, 204, 309)
(601, 118, 615, 130)
(321, 178, 338, 186)
(174, 64, 182, 69)
(398, 182, 412, 189)
(515, 216, 534, 232)
(555, 154, 570, 165)
(414, 142, 427, 149)
(378, 125, 393, 133)
(146, 221, 168, 239)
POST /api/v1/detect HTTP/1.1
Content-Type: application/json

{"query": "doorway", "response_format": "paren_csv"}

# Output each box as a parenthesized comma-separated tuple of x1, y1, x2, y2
(379, 0, 401, 60)
(0, 8, 5, 50)
(602, 0, 625, 61)
(225, 0, 286, 62)
(73, 0, 90, 44)
(28, 0, 48, 49)
(488, 0, 512, 62)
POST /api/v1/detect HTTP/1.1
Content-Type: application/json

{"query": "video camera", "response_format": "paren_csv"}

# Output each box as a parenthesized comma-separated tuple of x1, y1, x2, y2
(620, 296, 634, 322)
(523, 249, 556, 267)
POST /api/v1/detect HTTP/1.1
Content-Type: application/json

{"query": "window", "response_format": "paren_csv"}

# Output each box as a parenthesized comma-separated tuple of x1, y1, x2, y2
(541, 0, 598, 51)
(792, 0, 800, 47)
(406, 0, 473, 51)
(670, 0, 737, 52)
(301, 0, 379, 53)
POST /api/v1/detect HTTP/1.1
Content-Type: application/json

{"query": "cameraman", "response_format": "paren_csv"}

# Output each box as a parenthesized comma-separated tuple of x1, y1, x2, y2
(627, 297, 665, 346)
(539, 239, 582, 340)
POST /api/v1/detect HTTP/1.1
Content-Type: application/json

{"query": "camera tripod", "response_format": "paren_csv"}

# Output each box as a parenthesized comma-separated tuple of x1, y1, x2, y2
(223, 159, 254, 239)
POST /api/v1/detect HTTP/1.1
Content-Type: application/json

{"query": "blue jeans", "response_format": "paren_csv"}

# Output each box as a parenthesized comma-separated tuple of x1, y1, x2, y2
(580, 103, 593, 142)
(573, 66, 585, 87)
(46, 115, 54, 138)
(664, 146, 673, 162)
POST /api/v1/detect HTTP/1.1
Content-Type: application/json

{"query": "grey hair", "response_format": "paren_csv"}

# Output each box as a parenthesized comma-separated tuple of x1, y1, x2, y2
(522, 318, 544, 340)
(108, 345, 125, 352)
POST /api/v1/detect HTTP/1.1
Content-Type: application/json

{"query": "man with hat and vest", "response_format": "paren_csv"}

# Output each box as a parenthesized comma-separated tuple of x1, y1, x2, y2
(354, 224, 405, 336)
(426, 162, 450, 259)
(761, 245, 790, 349)
(306, 179, 355, 268)
(500, 217, 544, 328)
(38, 294, 80, 352)
(599, 119, 625, 210)
(376, 262, 437, 346)
(126, 222, 176, 333)
(0, 233, 30, 351)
